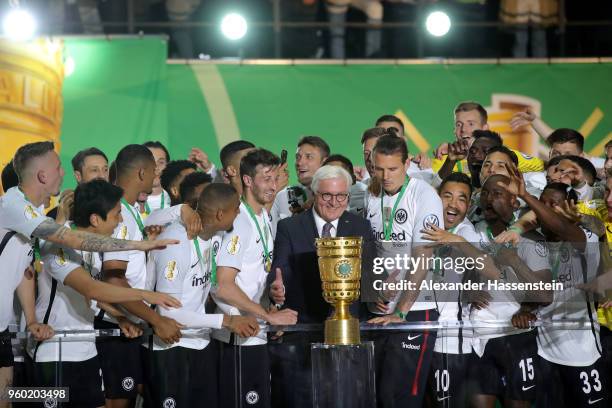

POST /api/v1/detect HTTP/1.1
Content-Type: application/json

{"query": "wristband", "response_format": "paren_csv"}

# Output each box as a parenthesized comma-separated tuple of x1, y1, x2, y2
(394, 310, 407, 320)
(507, 225, 524, 234)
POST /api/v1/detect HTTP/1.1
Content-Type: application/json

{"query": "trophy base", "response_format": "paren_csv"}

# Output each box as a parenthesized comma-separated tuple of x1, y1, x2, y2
(311, 341, 376, 408)
(324, 317, 360, 345)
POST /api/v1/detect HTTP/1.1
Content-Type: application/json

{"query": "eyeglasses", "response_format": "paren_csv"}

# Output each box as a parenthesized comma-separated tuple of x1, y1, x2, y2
(318, 192, 349, 203)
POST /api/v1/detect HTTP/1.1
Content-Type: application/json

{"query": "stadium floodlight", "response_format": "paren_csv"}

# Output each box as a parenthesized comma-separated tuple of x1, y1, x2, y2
(425, 11, 451, 37)
(3, 8, 36, 41)
(220, 13, 247, 41)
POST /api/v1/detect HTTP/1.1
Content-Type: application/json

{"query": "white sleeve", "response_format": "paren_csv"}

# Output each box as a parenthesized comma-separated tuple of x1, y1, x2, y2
(160, 308, 224, 329)
(145, 205, 183, 227)
(0, 197, 50, 238)
(41, 244, 82, 283)
(412, 184, 444, 244)
(217, 214, 252, 271)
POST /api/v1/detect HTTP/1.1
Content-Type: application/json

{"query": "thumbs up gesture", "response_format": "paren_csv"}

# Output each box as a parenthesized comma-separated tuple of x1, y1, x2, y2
(270, 267, 286, 305)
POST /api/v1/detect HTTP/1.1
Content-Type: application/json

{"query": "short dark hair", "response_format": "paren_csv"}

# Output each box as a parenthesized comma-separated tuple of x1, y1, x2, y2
(197, 183, 239, 212)
(454, 101, 488, 124)
(12, 142, 55, 181)
(323, 154, 356, 184)
(542, 182, 579, 204)
(485, 145, 519, 166)
(375, 115, 404, 131)
(240, 149, 281, 181)
(547, 128, 584, 151)
(71, 147, 108, 173)
(547, 154, 597, 184)
(297, 136, 330, 159)
(179, 171, 213, 208)
(143, 141, 170, 162)
(113, 145, 155, 178)
(546, 155, 565, 169)
(439, 172, 473, 196)
(373, 134, 409, 163)
(473, 129, 503, 146)
(219, 140, 255, 169)
(1, 161, 19, 192)
(160, 160, 197, 195)
(605, 139, 612, 150)
(361, 127, 391, 144)
(73, 179, 124, 228)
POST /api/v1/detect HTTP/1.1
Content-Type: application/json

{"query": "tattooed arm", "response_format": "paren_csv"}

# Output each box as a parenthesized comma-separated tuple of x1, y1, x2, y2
(31, 219, 179, 252)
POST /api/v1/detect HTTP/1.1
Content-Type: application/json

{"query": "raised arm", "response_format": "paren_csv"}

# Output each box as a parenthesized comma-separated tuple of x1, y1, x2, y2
(32, 218, 178, 253)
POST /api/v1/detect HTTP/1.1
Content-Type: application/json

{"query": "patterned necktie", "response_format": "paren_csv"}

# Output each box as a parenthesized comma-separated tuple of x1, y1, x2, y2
(321, 222, 333, 238)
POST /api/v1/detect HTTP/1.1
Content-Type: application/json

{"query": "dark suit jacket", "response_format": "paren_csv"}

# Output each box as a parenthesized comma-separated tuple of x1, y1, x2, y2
(270, 208, 376, 324)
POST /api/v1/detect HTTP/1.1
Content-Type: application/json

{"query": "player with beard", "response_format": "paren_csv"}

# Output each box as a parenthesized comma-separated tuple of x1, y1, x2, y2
(213, 149, 298, 408)
(146, 183, 259, 408)
(365, 135, 444, 407)
(468, 174, 552, 408)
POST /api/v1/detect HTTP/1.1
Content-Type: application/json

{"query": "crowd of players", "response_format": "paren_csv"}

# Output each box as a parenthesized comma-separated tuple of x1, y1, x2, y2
(0, 101, 611, 408)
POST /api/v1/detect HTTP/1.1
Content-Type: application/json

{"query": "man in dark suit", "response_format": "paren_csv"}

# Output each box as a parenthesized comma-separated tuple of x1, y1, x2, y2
(267, 164, 376, 408)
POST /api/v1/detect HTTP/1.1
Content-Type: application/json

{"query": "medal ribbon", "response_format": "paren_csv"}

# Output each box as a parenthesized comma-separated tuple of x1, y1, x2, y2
(381, 177, 409, 240)
(242, 199, 271, 269)
(194, 238, 217, 286)
(120, 198, 147, 238)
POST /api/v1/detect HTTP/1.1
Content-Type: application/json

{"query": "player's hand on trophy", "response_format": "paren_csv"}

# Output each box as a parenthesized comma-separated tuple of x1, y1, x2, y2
(224, 315, 260, 338)
(269, 268, 286, 305)
(266, 308, 298, 326)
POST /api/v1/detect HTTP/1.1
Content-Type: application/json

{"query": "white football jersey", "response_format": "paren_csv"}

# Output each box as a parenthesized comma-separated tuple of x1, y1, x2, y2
(212, 202, 273, 346)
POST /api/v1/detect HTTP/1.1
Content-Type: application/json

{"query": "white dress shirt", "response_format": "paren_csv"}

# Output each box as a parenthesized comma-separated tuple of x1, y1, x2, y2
(313, 209, 339, 238)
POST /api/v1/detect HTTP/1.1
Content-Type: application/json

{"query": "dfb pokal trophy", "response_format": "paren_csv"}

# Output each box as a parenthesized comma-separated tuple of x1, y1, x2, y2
(311, 237, 376, 408)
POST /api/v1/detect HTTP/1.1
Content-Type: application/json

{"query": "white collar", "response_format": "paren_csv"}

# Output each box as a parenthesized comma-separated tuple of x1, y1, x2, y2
(313, 208, 339, 237)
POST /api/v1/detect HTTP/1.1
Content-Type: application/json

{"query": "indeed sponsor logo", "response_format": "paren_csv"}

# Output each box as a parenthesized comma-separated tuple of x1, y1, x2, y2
(375, 230, 406, 241)
(401, 341, 421, 350)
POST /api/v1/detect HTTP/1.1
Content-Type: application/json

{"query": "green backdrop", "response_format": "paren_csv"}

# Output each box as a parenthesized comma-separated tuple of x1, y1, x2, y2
(60, 38, 612, 188)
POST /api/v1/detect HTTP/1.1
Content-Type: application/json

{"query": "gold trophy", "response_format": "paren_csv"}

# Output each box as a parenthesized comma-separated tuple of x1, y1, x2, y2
(316, 236, 362, 345)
